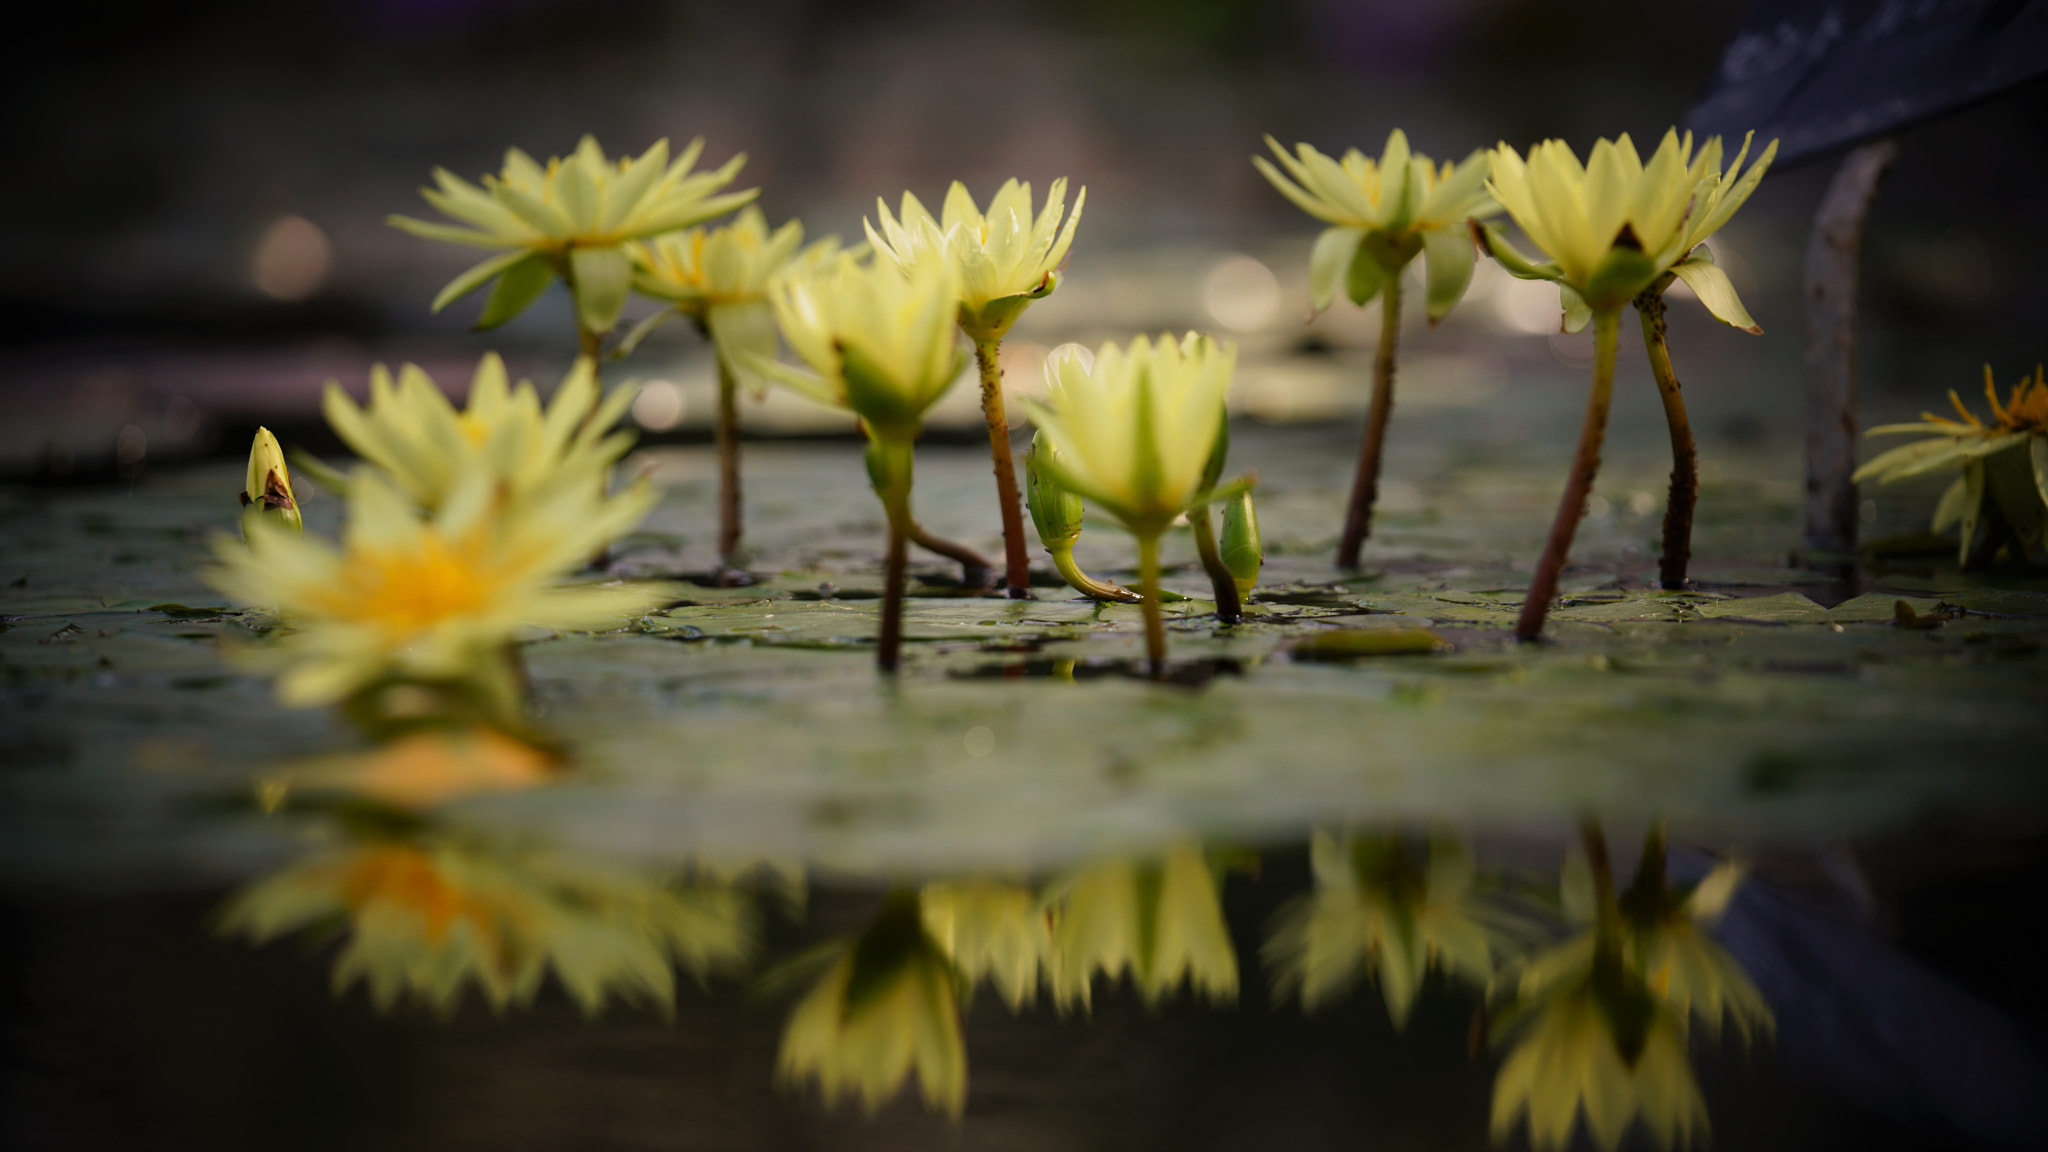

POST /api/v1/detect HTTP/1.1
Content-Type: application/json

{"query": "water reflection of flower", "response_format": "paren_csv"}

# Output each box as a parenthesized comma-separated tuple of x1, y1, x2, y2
(1488, 825, 1772, 1151)
(1047, 841, 1240, 1009)
(222, 729, 755, 1017)
(1265, 830, 1532, 1028)
(777, 890, 968, 1115)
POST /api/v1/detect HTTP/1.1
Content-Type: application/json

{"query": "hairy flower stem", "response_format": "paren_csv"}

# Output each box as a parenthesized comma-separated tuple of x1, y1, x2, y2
(1636, 292, 1698, 589)
(1337, 275, 1403, 568)
(1136, 532, 1167, 679)
(907, 520, 993, 588)
(1517, 309, 1621, 642)
(716, 359, 744, 572)
(973, 337, 1034, 599)
(1189, 508, 1243, 624)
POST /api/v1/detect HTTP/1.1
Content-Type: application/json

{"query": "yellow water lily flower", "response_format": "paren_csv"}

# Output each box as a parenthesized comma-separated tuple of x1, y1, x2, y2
(1482, 130, 1776, 324)
(239, 427, 301, 538)
(1048, 842, 1239, 1010)
(208, 467, 660, 711)
(627, 207, 848, 389)
(778, 891, 967, 1115)
(755, 249, 965, 440)
(222, 833, 752, 1015)
(1023, 333, 1236, 535)
(866, 178, 1084, 340)
(307, 353, 637, 517)
(1856, 364, 2048, 563)
(1254, 130, 1495, 319)
(1266, 831, 1527, 1028)
(389, 136, 757, 337)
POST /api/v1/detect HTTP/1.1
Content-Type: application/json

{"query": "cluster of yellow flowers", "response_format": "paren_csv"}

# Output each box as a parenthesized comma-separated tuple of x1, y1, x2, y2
(1260, 125, 1777, 634)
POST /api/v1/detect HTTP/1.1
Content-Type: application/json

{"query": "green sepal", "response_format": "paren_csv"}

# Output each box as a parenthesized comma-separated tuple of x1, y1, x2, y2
(1931, 474, 1972, 533)
(569, 244, 633, 337)
(1583, 246, 1662, 311)
(840, 343, 926, 441)
(1958, 460, 1985, 564)
(474, 255, 557, 331)
(1308, 227, 1365, 314)
(1560, 286, 1593, 335)
(2033, 437, 2048, 511)
(1345, 243, 1385, 307)
(1671, 248, 1761, 334)
(1361, 230, 1424, 274)
(1472, 221, 1560, 282)
(1420, 226, 1476, 325)
(1219, 491, 1261, 596)
(960, 274, 1056, 341)
(1198, 411, 1231, 494)
(1024, 434, 1084, 549)
(432, 248, 536, 314)
(1985, 442, 2046, 551)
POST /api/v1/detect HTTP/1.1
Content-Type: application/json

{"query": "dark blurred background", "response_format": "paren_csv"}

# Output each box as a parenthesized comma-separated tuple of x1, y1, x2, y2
(4, 0, 2045, 480)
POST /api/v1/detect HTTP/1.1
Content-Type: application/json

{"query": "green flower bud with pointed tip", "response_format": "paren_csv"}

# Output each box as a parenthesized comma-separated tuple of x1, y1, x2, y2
(1025, 434, 1141, 604)
(1220, 490, 1261, 597)
(240, 427, 301, 538)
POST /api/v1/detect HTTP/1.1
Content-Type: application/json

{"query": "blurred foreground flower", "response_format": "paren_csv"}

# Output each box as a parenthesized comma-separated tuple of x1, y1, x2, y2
(752, 250, 968, 671)
(868, 178, 1085, 596)
(1023, 333, 1249, 675)
(222, 831, 753, 1016)
(389, 136, 756, 349)
(305, 354, 637, 518)
(1256, 131, 1493, 565)
(239, 427, 301, 538)
(1048, 841, 1238, 1010)
(209, 467, 659, 723)
(1266, 831, 1529, 1027)
(628, 208, 847, 572)
(1479, 130, 1775, 602)
(1856, 364, 2048, 567)
(778, 891, 967, 1115)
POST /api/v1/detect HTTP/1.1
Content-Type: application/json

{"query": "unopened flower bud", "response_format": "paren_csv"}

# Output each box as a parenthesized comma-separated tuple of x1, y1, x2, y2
(1221, 491, 1261, 597)
(240, 427, 302, 537)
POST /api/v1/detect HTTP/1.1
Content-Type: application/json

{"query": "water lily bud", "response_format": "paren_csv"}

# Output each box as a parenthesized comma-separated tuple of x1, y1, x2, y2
(1024, 434, 1084, 549)
(1220, 490, 1261, 596)
(239, 427, 302, 537)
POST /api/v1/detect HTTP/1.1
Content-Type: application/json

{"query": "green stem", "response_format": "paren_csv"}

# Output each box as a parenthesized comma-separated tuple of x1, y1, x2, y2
(1136, 531, 1167, 679)
(1337, 273, 1402, 568)
(1636, 292, 1698, 590)
(1189, 508, 1243, 624)
(1516, 309, 1621, 642)
(578, 327, 603, 362)
(879, 487, 911, 674)
(973, 336, 1034, 598)
(1050, 545, 1142, 602)
(716, 358, 744, 570)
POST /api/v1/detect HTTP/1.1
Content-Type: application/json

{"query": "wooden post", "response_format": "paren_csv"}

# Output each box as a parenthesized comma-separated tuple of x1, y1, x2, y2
(1803, 138, 1898, 560)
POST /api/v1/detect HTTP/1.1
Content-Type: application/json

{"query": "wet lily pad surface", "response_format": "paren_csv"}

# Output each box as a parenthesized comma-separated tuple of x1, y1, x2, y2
(5, 421, 2046, 880)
